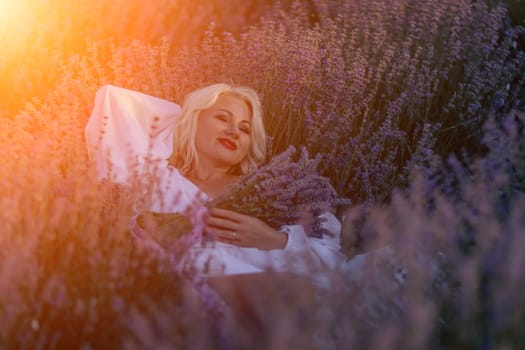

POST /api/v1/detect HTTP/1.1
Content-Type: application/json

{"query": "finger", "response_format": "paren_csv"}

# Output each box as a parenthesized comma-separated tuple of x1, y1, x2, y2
(216, 234, 240, 244)
(206, 227, 240, 243)
(206, 216, 239, 231)
(209, 207, 249, 222)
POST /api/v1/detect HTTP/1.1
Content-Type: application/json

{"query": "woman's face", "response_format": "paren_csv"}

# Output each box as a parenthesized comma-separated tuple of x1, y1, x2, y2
(195, 94, 252, 171)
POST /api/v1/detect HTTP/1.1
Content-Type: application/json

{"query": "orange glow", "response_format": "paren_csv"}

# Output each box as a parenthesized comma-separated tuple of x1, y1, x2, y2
(0, 0, 35, 60)
(0, 0, 22, 19)
(0, 0, 60, 114)
(0, 0, 28, 30)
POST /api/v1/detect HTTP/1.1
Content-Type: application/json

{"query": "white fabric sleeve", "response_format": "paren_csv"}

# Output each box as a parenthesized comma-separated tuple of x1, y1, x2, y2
(85, 85, 181, 184)
(279, 212, 346, 270)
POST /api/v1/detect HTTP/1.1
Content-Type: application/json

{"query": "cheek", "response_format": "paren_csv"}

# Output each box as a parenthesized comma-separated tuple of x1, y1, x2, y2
(240, 137, 251, 155)
(194, 131, 209, 151)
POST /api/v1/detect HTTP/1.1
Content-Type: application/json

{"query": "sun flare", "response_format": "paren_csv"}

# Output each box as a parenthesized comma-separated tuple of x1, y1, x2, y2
(0, 0, 23, 24)
(0, 0, 31, 44)
(0, 0, 60, 64)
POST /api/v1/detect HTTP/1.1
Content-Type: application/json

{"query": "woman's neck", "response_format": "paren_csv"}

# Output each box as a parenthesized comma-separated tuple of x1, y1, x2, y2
(186, 163, 239, 198)
(188, 163, 231, 182)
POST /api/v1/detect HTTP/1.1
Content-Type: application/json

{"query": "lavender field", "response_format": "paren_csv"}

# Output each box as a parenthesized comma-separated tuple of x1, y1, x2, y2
(1, 0, 524, 348)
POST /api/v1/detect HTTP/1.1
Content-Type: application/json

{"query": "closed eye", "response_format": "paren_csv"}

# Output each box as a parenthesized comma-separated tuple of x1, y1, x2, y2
(215, 114, 228, 122)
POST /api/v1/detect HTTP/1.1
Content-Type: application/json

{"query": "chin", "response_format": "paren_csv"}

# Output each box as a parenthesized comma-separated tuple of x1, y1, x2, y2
(216, 151, 244, 166)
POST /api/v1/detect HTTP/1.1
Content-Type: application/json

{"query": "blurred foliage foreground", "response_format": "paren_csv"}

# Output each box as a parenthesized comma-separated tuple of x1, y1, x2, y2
(0, 0, 524, 349)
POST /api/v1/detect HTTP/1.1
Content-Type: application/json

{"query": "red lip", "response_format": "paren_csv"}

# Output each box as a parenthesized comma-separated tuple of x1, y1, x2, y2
(217, 138, 238, 150)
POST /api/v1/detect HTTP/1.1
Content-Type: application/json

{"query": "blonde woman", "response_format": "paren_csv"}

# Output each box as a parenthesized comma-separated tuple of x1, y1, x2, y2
(85, 84, 345, 276)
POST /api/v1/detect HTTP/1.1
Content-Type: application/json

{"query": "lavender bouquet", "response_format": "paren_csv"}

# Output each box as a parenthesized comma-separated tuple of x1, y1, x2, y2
(208, 146, 350, 238)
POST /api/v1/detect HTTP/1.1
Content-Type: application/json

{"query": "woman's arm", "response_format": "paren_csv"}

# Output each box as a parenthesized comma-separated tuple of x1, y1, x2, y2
(85, 85, 181, 184)
(205, 208, 347, 273)
(204, 208, 346, 270)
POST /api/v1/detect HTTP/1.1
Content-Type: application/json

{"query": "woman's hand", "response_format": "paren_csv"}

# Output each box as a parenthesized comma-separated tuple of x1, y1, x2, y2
(205, 208, 287, 250)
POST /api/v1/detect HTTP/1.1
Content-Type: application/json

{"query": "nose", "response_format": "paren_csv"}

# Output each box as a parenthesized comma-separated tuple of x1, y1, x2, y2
(225, 122, 240, 139)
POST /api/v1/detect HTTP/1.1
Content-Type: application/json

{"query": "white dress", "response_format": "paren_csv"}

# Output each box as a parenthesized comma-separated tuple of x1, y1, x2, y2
(85, 85, 347, 277)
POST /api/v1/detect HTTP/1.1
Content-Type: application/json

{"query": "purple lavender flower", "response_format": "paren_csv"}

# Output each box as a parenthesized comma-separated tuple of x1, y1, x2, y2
(208, 146, 350, 237)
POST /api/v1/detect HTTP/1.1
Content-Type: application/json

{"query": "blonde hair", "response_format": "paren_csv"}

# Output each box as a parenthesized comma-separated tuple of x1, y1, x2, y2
(170, 83, 266, 176)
